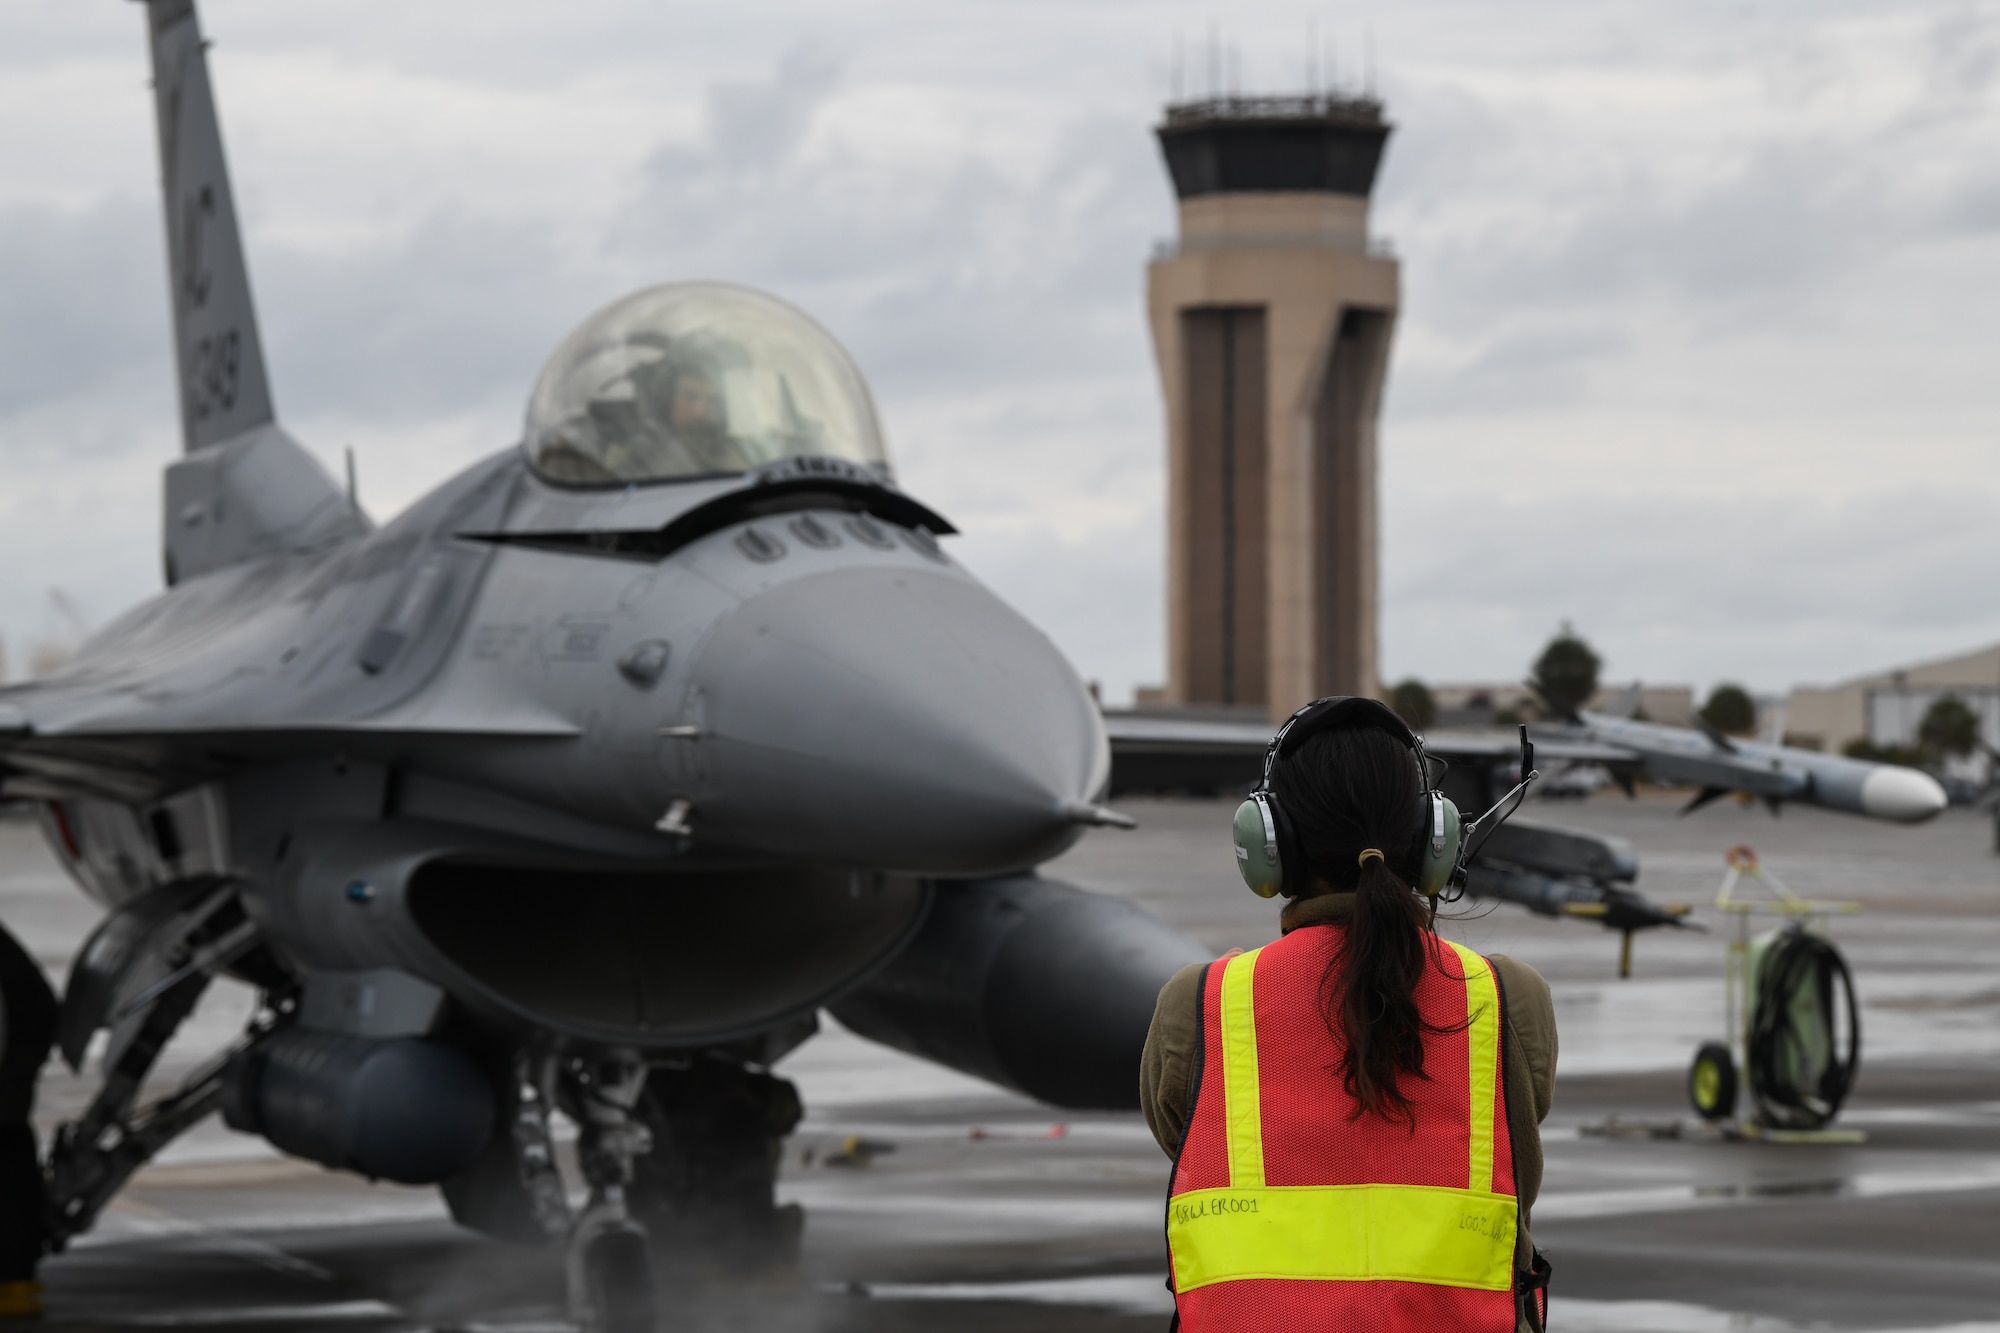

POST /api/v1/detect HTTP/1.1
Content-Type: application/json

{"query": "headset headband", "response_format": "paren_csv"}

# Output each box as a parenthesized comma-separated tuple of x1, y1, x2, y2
(1259, 696, 1423, 790)
(1258, 695, 1443, 855)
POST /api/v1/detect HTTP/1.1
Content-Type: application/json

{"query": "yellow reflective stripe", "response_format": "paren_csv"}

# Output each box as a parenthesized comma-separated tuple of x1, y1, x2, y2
(1444, 941, 1500, 1194)
(1218, 947, 1265, 1189)
(1168, 1183, 1517, 1292)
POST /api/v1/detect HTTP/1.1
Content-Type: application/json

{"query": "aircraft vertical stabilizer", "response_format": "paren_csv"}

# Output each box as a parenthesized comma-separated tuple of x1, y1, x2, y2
(145, 0, 273, 450)
(142, 0, 366, 585)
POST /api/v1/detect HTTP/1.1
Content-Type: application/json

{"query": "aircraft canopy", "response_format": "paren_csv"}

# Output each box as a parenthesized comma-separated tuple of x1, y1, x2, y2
(525, 283, 889, 485)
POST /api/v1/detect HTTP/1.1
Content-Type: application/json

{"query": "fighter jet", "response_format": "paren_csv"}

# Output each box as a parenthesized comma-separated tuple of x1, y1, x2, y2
(1103, 704, 1947, 952)
(1106, 708, 1947, 823)
(0, 4, 1205, 1326)
(1540, 710, 1949, 823)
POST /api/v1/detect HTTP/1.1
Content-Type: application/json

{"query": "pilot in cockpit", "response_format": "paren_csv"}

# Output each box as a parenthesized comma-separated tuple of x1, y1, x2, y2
(525, 282, 890, 487)
(617, 339, 754, 477)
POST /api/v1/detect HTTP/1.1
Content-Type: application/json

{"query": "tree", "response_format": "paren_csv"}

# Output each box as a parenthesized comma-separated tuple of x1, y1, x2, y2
(1918, 694, 1981, 761)
(1531, 625, 1600, 719)
(1700, 684, 1757, 737)
(1843, 738, 1927, 768)
(1390, 679, 1436, 731)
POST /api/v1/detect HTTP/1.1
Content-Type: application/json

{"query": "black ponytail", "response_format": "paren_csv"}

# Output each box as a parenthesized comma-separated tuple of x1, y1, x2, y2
(1269, 725, 1460, 1124)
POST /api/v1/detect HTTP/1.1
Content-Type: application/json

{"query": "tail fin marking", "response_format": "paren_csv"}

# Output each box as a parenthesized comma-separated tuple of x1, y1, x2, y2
(145, 0, 276, 452)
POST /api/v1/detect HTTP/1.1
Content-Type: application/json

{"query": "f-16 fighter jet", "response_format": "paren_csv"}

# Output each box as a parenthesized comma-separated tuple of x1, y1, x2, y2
(0, 4, 1206, 1326)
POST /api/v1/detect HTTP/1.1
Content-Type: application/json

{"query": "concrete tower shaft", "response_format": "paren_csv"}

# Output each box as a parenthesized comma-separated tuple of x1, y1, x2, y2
(1148, 95, 1399, 722)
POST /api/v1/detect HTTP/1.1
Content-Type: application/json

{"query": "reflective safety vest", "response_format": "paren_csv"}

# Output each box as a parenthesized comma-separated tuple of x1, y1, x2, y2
(1167, 927, 1526, 1330)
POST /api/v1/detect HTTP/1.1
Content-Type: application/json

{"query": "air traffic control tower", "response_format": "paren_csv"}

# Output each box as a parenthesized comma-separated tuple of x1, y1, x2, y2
(1148, 94, 1398, 723)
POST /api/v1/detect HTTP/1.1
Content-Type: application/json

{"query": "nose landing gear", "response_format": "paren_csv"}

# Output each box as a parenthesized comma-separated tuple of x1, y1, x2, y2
(445, 1050, 807, 1332)
(567, 1058, 657, 1333)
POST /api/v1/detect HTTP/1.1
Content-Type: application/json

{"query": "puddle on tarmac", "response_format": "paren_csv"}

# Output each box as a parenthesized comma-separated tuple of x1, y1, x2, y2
(838, 1273, 1175, 1316)
(1537, 1158, 2000, 1221)
(121, 1300, 402, 1326)
(844, 1285, 2000, 1330)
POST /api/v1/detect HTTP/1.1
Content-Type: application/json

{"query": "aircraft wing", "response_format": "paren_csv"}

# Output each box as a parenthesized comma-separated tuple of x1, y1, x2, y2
(1425, 729, 1632, 766)
(1538, 711, 1947, 823)
(0, 681, 578, 805)
(1102, 712, 1630, 795)
(1101, 710, 1695, 938)
(1101, 713, 1271, 793)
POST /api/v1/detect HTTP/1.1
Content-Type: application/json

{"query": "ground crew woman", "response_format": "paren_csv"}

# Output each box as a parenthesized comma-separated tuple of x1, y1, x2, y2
(1141, 696, 1557, 1331)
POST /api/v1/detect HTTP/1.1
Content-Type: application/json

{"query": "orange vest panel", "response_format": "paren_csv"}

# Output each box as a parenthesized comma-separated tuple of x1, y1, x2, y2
(1167, 925, 1520, 1330)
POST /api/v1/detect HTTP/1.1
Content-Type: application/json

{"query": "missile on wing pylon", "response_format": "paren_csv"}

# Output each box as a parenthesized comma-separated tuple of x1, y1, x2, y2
(1540, 712, 1948, 824)
(1459, 817, 1697, 974)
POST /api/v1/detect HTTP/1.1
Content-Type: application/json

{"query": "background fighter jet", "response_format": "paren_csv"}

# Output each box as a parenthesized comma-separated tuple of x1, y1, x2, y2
(1534, 710, 1949, 823)
(1105, 706, 1947, 956)
(0, 4, 1207, 1326)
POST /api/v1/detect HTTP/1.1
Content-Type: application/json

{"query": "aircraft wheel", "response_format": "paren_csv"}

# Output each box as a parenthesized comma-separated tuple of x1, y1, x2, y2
(582, 1227, 656, 1333)
(1688, 1042, 1737, 1121)
(631, 1062, 801, 1273)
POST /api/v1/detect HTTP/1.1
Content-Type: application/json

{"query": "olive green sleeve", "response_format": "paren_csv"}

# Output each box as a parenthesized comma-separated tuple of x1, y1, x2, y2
(1489, 953, 1557, 1215)
(1140, 962, 1207, 1157)
(1489, 954, 1555, 1332)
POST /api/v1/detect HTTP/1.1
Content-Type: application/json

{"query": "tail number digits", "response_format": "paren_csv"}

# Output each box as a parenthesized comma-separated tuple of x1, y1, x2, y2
(189, 328, 240, 421)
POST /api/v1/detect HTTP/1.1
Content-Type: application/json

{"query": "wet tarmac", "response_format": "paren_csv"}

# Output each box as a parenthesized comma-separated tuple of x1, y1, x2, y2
(6, 790, 2000, 1330)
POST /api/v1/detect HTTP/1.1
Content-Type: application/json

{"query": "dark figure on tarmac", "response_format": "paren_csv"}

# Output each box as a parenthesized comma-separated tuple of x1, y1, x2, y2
(0, 927, 56, 1316)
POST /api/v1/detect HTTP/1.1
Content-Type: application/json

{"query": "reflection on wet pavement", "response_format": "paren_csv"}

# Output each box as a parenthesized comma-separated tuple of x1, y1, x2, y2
(1553, 1299, 2000, 1332)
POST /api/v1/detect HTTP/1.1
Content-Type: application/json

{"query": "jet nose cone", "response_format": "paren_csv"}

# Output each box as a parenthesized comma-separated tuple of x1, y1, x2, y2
(1860, 765, 1948, 823)
(681, 566, 1108, 873)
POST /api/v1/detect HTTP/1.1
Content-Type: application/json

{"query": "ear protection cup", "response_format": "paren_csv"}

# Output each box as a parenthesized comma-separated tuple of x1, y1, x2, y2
(1233, 791, 1288, 898)
(1413, 794, 1461, 896)
(1232, 695, 1460, 899)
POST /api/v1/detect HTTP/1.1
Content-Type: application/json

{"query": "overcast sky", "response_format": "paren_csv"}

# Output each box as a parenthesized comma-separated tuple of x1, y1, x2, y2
(3, 1, 1998, 702)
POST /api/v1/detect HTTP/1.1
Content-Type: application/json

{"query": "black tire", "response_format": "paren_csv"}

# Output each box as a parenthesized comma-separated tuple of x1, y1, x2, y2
(1688, 1042, 1737, 1121)
(585, 1228, 657, 1333)
(629, 1062, 800, 1272)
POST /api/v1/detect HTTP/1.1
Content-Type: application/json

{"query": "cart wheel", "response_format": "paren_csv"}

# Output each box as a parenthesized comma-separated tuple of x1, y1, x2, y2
(1688, 1042, 1737, 1121)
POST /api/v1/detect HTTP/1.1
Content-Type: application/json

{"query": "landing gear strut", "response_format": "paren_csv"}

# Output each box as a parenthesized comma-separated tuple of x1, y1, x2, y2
(444, 1051, 806, 1329)
(630, 1060, 804, 1273)
(566, 1057, 657, 1333)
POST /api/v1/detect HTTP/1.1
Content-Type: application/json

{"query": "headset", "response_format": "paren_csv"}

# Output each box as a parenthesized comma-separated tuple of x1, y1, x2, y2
(1231, 696, 1541, 901)
(1232, 696, 1457, 899)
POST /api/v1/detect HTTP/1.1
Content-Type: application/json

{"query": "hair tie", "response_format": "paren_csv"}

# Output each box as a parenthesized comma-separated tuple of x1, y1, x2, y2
(1357, 848, 1385, 868)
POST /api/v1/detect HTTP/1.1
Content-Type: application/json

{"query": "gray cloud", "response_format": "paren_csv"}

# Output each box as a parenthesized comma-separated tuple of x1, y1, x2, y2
(0, 198, 164, 418)
(1384, 485, 2000, 692)
(706, 46, 842, 167)
(257, 208, 578, 425)
(620, 80, 1164, 396)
